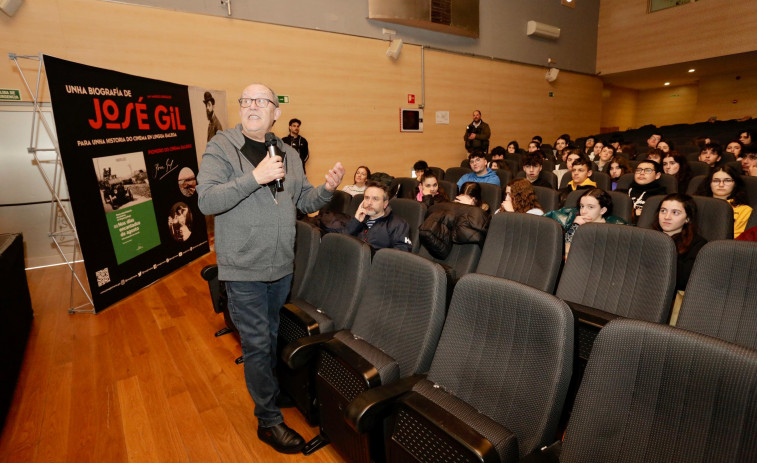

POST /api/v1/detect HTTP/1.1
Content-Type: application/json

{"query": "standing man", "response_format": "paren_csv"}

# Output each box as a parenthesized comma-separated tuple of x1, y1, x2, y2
(197, 83, 345, 454)
(464, 110, 491, 153)
(204, 91, 223, 142)
(282, 118, 309, 171)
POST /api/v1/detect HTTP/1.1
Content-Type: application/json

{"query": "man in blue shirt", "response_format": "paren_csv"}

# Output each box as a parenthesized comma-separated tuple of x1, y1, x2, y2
(456, 151, 501, 189)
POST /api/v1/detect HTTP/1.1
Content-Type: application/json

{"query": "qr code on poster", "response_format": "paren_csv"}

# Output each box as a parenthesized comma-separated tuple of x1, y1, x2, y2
(96, 268, 110, 287)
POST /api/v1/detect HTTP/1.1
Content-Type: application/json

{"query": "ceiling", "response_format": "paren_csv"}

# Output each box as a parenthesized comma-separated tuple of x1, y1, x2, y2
(599, 50, 757, 90)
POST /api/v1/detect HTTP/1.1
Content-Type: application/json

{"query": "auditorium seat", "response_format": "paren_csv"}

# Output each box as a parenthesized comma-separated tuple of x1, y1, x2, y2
(445, 167, 472, 186)
(379, 274, 573, 463)
(388, 198, 426, 253)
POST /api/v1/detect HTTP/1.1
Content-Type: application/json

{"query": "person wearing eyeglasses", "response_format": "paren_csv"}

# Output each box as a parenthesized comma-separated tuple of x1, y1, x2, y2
(695, 164, 753, 239)
(619, 160, 666, 222)
(197, 83, 345, 454)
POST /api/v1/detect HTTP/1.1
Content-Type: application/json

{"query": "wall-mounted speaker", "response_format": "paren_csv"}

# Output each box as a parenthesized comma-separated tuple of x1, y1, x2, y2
(527, 20, 561, 40)
(545, 68, 560, 82)
(0, 0, 24, 16)
(386, 38, 403, 60)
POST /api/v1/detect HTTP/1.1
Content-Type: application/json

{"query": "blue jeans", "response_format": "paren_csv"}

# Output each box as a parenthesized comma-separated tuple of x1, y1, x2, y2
(225, 274, 292, 428)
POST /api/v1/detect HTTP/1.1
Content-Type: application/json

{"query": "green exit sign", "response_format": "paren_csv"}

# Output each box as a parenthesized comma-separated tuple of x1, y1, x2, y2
(0, 89, 21, 101)
(278, 95, 289, 104)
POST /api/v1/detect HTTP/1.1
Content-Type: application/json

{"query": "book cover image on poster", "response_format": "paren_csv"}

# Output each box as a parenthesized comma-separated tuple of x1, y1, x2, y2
(93, 152, 161, 264)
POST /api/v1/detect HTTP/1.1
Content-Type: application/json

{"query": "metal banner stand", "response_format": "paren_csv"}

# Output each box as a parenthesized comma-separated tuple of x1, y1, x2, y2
(10, 52, 94, 314)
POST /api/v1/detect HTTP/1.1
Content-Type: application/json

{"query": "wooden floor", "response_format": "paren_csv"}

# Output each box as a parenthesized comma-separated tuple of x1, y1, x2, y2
(0, 253, 346, 463)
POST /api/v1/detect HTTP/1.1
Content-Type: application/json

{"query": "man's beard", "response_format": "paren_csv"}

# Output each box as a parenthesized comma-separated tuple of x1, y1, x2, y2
(206, 110, 213, 120)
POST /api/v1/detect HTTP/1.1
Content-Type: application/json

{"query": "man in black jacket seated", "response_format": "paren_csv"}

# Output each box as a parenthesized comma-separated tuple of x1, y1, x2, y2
(344, 181, 412, 251)
(618, 159, 667, 222)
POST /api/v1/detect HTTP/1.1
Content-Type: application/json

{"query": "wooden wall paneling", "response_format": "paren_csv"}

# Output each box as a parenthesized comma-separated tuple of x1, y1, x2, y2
(635, 84, 699, 127)
(601, 85, 639, 132)
(597, 0, 757, 75)
(695, 73, 757, 123)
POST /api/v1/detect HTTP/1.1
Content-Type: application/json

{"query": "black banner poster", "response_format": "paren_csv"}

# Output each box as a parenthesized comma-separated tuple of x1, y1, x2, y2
(44, 55, 210, 312)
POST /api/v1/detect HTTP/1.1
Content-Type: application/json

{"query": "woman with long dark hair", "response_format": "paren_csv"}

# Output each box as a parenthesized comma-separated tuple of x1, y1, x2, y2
(652, 193, 707, 324)
(661, 152, 693, 193)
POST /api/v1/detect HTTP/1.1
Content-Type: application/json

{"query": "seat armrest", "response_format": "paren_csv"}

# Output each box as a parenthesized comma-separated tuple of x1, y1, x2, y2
(565, 300, 624, 329)
(396, 391, 511, 463)
(200, 264, 218, 281)
(282, 300, 320, 335)
(281, 332, 335, 369)
(320, 337, 383, 390)
(346, 374, 427, 433)
(520, 441, 562, 463)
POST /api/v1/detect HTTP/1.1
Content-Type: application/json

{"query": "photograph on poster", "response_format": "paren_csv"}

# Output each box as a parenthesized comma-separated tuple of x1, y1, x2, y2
(168, 201, 193, 242)
(177, 167, 197, 197)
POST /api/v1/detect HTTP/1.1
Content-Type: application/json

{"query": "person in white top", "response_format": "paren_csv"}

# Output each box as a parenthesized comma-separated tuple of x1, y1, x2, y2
(342, 165, 371, 196)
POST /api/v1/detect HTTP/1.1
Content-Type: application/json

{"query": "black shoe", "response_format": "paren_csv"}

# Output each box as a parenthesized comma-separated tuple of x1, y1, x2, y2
(275, 393, 296, 409)
(257, 422, 305, 454)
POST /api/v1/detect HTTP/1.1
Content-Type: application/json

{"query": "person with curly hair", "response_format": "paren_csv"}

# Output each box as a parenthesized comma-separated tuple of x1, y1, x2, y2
(497, 178, 543, 215)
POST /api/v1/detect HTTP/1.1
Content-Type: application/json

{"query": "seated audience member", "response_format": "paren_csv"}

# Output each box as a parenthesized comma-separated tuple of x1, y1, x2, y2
(497, 178, 544, 215)
(726, 140, 743, 160)
(589, 140, 604, 162)
(558, 157, 597, 206)
(740, 129, 753, 148)
(455, 181, 489, 212)
(489, 160, 504, 170)
(619, 160, 666, 221)
(490, 145, 506, 162)
(653, 194, 707, 325)
(417, 169, 449, 206)
(583, 136, 596, 157)
(546, 188, 626, 258)
(740, 146, 757, 177)
(652, 194, 707, 313)
(696, 165, 754, 238)
(656, 139, 673, 154)
(506, 141, 520, 154)
(413, 160, 429, 181)
(552, 134, 571, 164)
(609, 135, 624, 154)
(342, 165, 371, 196)
(344, 181, 412, 251)
(620, 142, 637, 160)
(595, 143, 615, 173)
(698, 143, 723, 167)
(457, 151, 501, 189)
(557, 149, 583, 170)
(527, 141, 541, 153)
(647, 131, 662, 150)
(532, 135, 543, 145)
(609, 155, 633, 191)
(522, 153, 552, 188)
(662, 152, 694, 193)
(646, 148, 664, 164)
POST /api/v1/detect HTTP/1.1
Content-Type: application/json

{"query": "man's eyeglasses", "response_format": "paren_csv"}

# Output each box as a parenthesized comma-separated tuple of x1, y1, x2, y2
(238, 97, 278, 109)
(711, 178, 734, 185)
(635, 168, 655, 174)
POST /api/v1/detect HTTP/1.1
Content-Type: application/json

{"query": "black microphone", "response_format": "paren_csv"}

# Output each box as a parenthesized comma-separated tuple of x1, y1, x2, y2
(264, 132, 283, 190)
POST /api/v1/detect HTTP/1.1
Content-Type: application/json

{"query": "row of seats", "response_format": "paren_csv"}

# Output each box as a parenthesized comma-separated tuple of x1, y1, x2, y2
(286, 230, 757, 462)
(202, 216, 757, 462)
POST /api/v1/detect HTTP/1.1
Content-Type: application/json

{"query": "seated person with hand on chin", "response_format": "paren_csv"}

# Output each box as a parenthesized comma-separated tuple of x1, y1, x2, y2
(618, 159, 666, 222)
(344, 181, 412, 251)
(417, 169, 449, 206)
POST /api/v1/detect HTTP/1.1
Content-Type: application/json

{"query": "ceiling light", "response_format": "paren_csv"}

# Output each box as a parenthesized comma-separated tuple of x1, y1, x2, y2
(664, 82, 671, 86)
(688, 69, 695, 73)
